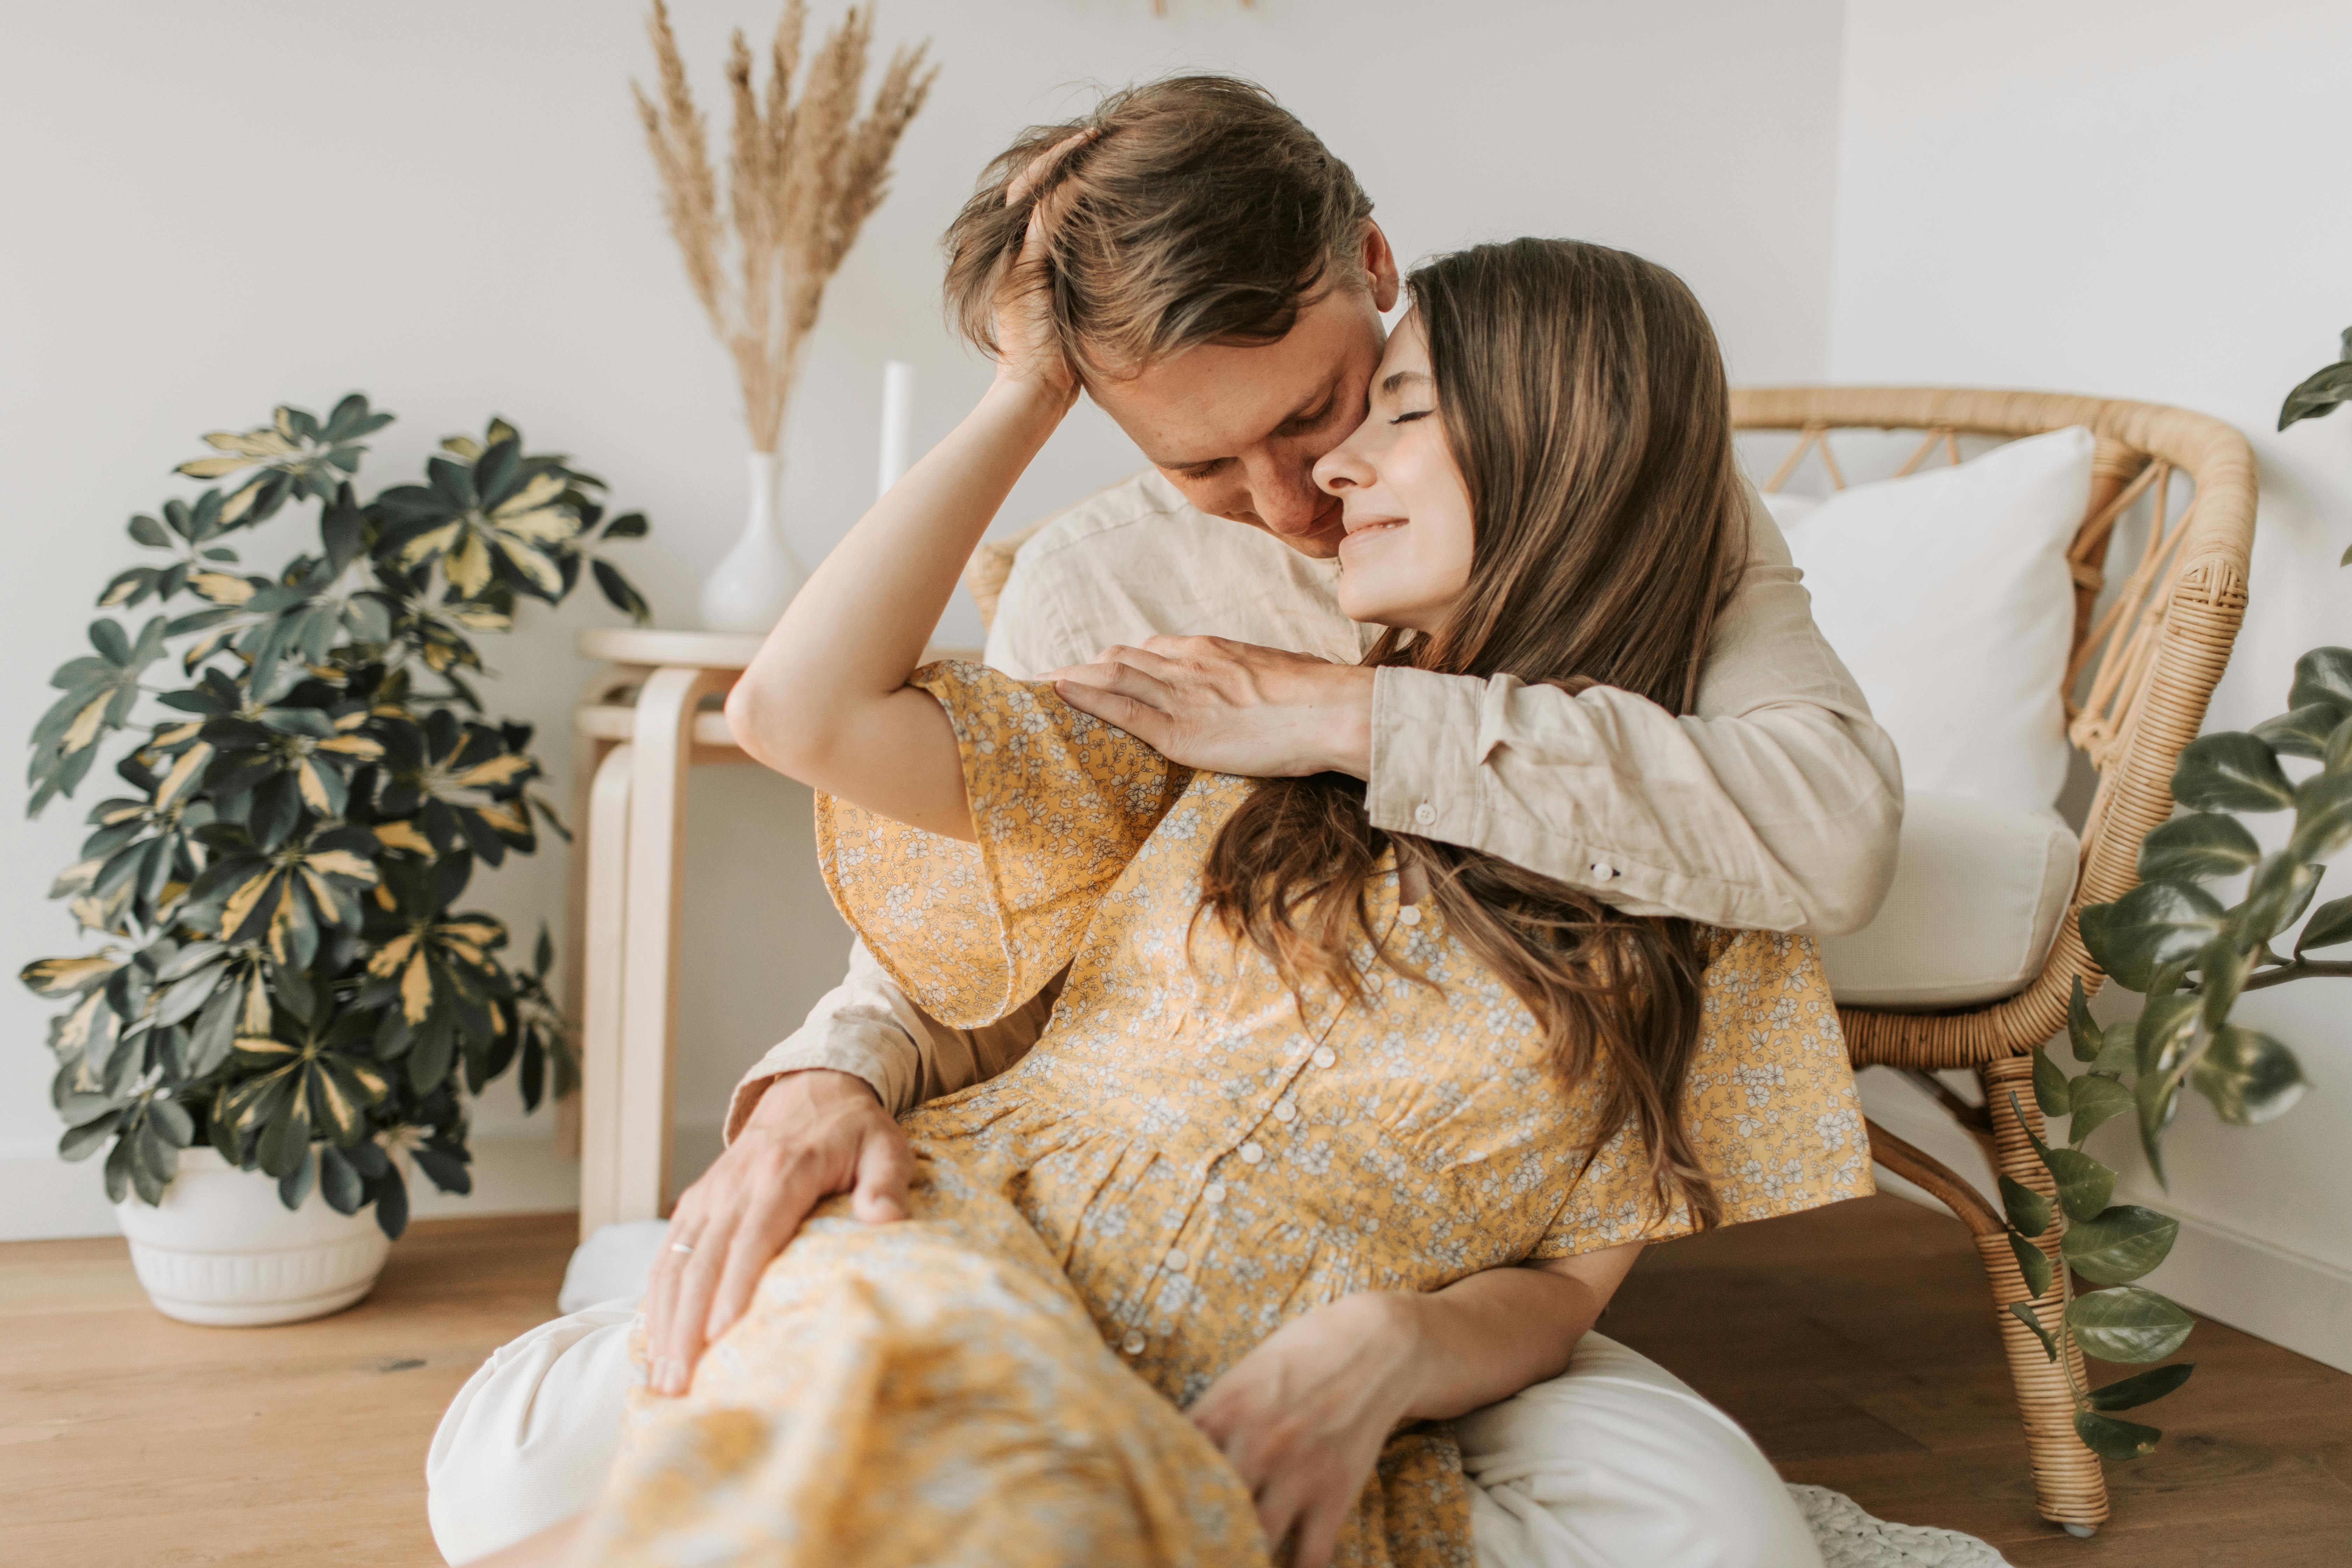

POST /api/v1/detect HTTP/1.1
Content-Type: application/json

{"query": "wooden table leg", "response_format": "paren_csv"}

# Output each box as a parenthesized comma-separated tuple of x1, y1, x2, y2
(560, 667, 645, 1161)
(578, 741, 635, 1240)
(614, 667, 734, 1225)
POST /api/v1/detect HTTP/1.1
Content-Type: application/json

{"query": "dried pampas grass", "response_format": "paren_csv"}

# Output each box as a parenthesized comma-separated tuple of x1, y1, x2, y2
(636, 1, 935, 453)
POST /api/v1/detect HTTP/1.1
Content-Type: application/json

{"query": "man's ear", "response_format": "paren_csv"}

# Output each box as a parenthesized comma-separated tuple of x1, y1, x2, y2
(1362, 222, 1401, 314)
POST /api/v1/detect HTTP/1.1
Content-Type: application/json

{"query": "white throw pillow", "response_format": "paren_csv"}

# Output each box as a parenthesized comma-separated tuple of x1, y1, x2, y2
(1764, 427, 2094, 812)
(1816, 791, 2079, 1008)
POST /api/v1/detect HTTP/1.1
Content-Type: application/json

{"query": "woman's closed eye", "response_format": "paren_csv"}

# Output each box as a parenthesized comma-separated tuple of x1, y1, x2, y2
(1389, 408, 1433, 426)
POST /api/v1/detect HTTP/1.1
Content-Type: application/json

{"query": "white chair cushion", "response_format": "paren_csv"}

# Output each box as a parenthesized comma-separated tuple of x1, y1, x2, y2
(1765, 426, 2095, 814)
(1817, 791, 2078, 1008)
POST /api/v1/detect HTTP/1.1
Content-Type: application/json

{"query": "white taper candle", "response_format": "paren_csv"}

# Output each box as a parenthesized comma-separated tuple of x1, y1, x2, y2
(877, 360, 915, 500)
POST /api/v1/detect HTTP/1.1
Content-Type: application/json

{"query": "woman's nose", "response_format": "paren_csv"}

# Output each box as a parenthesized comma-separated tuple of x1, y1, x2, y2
(1313, 438, 1371, 496)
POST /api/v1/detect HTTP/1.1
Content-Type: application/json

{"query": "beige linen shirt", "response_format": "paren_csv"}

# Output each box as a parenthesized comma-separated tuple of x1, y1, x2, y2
(727, 469, 1901, 1137)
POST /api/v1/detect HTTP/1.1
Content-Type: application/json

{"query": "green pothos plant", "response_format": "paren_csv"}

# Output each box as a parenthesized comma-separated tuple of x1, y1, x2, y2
(1994, 344, 2352, 1463)
(20, 395, 652, 1237)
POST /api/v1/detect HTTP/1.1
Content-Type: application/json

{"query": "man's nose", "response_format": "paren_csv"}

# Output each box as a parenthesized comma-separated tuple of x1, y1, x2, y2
(1246, 458, 1330, 535)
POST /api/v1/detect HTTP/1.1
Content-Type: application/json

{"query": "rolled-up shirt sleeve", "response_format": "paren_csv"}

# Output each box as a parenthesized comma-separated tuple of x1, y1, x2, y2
(723, 938, 1054, 1142)
(1364, 503, 1903, 935)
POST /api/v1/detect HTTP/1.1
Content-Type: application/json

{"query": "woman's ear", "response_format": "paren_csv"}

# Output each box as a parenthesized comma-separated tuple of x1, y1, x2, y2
(1362, 223, 1401, 314)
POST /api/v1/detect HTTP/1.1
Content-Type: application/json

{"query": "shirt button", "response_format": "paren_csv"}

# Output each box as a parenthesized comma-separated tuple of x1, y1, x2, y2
(1311, 1047, 1336, 1069)
(1272, 1101, 1297, 1124)
(1204, 1182, 1226, 1205)
(1164, 1247, 1189, 1273)
(1413, 802, 1437, 826)
(1396, 906, 1422, 926)
(1589, 860, 1616, 880)
(1121, 1331, 1146, 1355)
(1239, 1142, 1264, 1165)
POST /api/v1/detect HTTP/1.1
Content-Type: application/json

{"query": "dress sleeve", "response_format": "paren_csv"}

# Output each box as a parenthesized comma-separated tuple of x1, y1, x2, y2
(815, 661, 1187, 1030)
(1532, 929, 1875, 1257)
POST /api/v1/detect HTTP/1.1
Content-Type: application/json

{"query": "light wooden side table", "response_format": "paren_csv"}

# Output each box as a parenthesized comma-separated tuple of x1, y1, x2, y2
(562, 629, 978, 1240)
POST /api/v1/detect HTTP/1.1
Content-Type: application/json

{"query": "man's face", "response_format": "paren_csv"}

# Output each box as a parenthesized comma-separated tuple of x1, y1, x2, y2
(1085, 227, 1400, 560)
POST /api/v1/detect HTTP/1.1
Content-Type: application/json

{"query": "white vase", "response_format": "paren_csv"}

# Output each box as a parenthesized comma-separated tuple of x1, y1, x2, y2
(699, 451, 808, 633)
(113, 1145, 400, 1326)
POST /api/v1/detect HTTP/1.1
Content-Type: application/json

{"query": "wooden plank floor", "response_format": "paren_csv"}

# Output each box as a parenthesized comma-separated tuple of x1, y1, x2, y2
(3, 1195, 2345, 1566)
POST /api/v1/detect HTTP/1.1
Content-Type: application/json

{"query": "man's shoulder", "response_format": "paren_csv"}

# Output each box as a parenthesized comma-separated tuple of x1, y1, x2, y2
(1014, 468, 1208, 566)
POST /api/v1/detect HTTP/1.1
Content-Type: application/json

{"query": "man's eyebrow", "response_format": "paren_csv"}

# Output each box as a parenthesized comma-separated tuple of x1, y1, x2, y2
(1380, 369, 1432, 397)
(1155, 376, 1347, 471)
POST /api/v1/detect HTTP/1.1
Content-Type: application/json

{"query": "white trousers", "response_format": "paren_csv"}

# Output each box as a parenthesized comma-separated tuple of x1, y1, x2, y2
(426, 1304, 1822, 1568)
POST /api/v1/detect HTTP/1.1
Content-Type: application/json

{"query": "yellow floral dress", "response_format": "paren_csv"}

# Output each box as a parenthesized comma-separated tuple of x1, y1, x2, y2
(579, 664, 1871, 1568)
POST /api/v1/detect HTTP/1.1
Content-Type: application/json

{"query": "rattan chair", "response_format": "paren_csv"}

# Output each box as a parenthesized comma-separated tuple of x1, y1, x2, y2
(962, 387, 2258, 1534)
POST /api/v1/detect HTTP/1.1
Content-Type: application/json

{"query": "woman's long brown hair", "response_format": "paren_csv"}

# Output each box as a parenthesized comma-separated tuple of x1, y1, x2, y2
(1198, 238, 1748, 1228)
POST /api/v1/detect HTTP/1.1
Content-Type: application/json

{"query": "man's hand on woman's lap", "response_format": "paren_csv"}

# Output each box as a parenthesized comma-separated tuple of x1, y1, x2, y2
(1046, 637, 1375, 780)
(1185, 1291, 1422, 1568)
(643, 1069, 912, 1396)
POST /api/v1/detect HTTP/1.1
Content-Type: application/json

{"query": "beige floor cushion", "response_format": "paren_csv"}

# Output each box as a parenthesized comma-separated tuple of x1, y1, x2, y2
(1817, 790, 2079, 1009)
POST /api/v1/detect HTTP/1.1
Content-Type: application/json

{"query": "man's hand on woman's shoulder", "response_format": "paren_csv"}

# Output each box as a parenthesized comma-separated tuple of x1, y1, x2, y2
(643, 1069, 911, 1396)
(1045, 636, 1375, 779)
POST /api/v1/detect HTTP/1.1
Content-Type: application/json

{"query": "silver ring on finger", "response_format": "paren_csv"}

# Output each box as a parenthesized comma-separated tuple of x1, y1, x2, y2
(669, 1241, 695, 1255)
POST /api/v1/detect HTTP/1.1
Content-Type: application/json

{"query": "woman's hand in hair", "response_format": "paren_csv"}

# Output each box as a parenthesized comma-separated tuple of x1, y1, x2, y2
(1045, 637, 1375, 779)
(990, 132, 1094, 409)
(1185, 1291, 1419, 1568)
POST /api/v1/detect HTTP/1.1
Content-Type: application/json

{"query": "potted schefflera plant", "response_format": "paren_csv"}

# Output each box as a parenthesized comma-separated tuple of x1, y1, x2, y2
(21, 396, 652, 1325)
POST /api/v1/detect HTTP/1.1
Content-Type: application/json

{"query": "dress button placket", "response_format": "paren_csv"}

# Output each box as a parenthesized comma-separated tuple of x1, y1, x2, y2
(1238, 1142, 1263, 1165)
(1311, 1046, 1336, 1069)
(1203, 1182, 1226, 1205)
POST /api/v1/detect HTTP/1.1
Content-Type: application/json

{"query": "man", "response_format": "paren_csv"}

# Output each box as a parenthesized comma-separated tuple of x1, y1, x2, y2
(429, 74, 1896, 1567)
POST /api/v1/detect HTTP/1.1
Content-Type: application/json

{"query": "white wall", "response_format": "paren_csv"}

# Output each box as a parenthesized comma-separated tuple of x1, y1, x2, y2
(1834, 0, 2352, 1369)
(0, 0, 1848, 1239)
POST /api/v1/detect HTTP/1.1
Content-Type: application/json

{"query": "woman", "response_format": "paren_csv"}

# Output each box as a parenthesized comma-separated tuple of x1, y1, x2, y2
(563, 238, 1868, 1568)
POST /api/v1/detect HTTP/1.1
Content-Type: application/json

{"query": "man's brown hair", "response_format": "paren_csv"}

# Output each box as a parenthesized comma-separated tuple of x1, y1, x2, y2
(942, 75, 1374, 376)
(1198, 238, 1750, 1230)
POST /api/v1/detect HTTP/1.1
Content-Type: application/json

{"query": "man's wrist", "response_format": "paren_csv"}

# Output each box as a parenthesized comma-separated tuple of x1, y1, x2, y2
(751, 1067, 884, 1125)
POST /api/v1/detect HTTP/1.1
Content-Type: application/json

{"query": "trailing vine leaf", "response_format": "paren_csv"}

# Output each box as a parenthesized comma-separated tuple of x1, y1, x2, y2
(2007, 1231, 2053, 1298)
(1997, 1172, 2051, 1238)
(2086, 1363, 2195, 1412)
(2297, 894, 2352, 953)
(2065, 975, 2102, 1064)
(2286, 645, 2352, 717)
(2031, 1046, 2071, 1118)
(2169, 732, 2293, 813)
(2191, 1026, 2309, 1126)
(2066, 1072, 2135, 1142)
(2291, 770, 2352, 861)
(2077, 881, 2226, 990)
(2252, 704, 2346, 760)
(2067, 1286, 2196, 1364)
(2012, 1093, 2117, 1222)
(2073, 1411, 2164, 1462)
(2062, 1205, 2180, 1285)
(2136, 812, 2261, 881)
(2008, 1301, 2058, 1362)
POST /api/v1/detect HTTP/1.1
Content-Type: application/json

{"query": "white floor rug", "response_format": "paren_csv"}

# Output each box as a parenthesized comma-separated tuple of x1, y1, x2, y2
(1792, 1485, 2012, 1567)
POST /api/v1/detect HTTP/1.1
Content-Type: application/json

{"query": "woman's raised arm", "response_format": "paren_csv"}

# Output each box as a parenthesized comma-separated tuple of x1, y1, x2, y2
(724, 376, 1069, 839)
(727, 143, 1088, 836)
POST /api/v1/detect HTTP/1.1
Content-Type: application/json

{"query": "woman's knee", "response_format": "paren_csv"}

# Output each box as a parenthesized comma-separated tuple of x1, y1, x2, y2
(1458, 1334, 1822, 1568)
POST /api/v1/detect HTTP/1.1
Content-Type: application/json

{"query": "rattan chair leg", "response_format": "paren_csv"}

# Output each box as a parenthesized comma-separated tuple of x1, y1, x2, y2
(1979, 1057, 2109, 1533)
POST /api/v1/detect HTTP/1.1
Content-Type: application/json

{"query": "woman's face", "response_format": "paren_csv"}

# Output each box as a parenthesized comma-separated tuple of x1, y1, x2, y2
(1311, 310, 1475, 631)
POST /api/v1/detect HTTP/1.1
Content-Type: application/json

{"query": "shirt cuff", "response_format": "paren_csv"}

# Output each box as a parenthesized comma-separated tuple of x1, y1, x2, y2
(1365, 665, 1488, 843)
(723, 1041, 895, 1146)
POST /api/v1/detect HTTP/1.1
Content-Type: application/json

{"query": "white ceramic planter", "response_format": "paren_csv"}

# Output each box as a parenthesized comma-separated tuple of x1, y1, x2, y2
(113, 1146, 398, 1326)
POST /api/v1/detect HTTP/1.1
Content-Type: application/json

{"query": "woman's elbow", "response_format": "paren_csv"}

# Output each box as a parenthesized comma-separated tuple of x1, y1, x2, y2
(725, 679, 825, 782)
